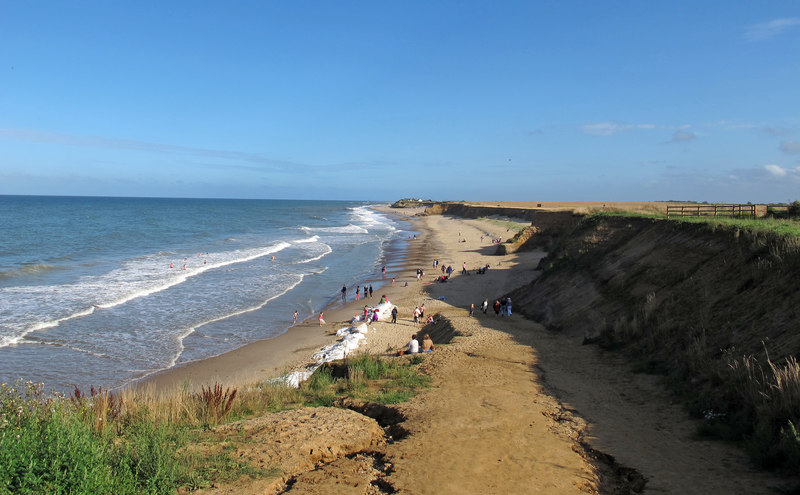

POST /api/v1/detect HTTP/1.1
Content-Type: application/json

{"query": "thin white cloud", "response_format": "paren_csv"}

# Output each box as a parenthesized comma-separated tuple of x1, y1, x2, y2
(765, 126, 794, 137)
(780, 140, 800, 154)
(765, 164, 788, 177)
(667, 130, 697, 143)
(746, 18, 800, 41)
(0, 127, 303, 171)
(580, 121, 656, 136)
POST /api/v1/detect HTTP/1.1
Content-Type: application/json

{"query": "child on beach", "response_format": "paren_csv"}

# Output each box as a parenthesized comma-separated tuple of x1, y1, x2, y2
(293, 310, 298, 325)
(318, 312, 325, 326)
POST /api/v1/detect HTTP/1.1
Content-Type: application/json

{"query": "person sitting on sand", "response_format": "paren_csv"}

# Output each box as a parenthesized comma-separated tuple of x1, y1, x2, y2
(397, 333, 419, 356)
(422, 334, 434, 352)
(408, 334, 419, 354)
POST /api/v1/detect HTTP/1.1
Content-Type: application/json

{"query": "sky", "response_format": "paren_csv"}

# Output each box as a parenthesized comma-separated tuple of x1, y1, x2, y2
(1, 2, 799, 203)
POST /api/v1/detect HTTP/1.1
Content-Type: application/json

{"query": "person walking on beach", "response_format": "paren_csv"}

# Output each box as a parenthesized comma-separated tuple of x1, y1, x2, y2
(318, 312, 325, 326)
(341, 284, 347, 301)
(419, 304, 425, 320)
(368, 284, 373, 298)
(500, 297, 507, 316)
(391, 306, 398, 323)
(293, 310, 298, 325)
(413, 307, 421, 326)
(469, 303, 474, 316)
(356, 286, 360, 301)
(506, 296, 513, 316)
(482, 299, 488, 314)
(462, 262, 467, 275)
(493, 300, 501, 316)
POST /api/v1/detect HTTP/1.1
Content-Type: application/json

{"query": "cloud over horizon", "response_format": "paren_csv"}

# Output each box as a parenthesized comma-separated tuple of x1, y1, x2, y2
(780, 141, 800, 155)
(746, 17, 800, 40)
(667, 130, 697, 143)
(580, 122, 657, 136)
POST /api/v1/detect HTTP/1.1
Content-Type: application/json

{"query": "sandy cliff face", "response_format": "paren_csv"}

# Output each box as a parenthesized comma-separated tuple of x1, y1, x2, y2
(512, 215, 800, 363)
(507, 214, 800, 469)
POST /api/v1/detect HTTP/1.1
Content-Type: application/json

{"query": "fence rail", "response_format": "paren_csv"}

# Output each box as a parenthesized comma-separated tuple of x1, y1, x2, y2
(666, 204, 757, 219)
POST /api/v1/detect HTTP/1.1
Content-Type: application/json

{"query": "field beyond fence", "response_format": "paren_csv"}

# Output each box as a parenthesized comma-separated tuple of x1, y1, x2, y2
(666, 204, 756, 219)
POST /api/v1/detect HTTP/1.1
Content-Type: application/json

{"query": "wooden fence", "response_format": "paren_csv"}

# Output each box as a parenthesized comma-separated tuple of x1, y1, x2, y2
(666, 204, 757, 219)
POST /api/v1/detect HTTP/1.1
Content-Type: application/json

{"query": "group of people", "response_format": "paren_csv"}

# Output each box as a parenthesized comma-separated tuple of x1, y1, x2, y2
(355, 284, 374, 301)
(490, 297, 512, 316)
(342, 283, 375, 301)
(411, 304, 426, 326)
(399, 332, 434, 355)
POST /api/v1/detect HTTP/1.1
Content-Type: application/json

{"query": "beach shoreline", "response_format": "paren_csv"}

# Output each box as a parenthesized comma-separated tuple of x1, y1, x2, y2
(134, 204, 426, 394)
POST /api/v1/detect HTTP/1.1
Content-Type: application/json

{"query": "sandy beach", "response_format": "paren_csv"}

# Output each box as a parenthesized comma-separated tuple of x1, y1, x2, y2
(137, 203, 785, 493)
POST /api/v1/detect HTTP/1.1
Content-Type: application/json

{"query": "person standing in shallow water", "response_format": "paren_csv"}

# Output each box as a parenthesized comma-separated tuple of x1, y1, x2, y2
(341, 285, 347, 301)
(368, 284, 373, 298)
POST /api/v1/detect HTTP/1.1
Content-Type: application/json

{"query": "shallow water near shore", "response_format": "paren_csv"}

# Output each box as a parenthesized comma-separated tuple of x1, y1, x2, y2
(0, 196, 406, 391)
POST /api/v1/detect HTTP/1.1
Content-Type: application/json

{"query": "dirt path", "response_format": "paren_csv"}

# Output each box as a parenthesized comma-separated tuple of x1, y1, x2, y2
(381, 317, 597, 494)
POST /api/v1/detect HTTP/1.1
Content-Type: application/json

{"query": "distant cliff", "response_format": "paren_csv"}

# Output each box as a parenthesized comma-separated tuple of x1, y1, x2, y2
(422, 201, 583, 254)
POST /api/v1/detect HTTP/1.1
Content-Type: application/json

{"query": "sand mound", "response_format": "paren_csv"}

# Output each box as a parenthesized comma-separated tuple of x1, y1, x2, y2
(191, 407, 385, 494)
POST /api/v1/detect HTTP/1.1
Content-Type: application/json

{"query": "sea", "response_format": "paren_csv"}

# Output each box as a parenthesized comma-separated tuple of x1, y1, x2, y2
(0, 196, 409, 392)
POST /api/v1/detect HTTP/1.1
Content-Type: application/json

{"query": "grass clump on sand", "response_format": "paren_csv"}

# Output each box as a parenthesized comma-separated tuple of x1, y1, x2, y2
(0, 354, 429, 493)
(303, 353, 431, 406)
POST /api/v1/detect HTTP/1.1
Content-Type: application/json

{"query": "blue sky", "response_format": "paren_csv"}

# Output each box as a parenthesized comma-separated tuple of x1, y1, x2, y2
(1, 2, 798, 202)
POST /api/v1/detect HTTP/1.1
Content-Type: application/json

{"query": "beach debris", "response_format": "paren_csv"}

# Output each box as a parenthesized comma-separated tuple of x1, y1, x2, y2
(274, 322, 374, 388)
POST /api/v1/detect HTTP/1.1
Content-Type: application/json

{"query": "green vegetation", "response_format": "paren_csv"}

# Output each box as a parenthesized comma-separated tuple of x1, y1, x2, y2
(591, 206, 800, 237)
(476, 216, 529, 234)
(0, 354, 429, 493)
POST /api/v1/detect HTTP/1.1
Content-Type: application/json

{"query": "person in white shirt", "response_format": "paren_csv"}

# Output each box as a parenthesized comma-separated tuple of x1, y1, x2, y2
(407, 334, 419, 354)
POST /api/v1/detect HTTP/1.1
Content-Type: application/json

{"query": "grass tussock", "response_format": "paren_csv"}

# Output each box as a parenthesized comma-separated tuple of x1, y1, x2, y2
(0, 354, 429, 493)
(727, 350, 800, 470)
